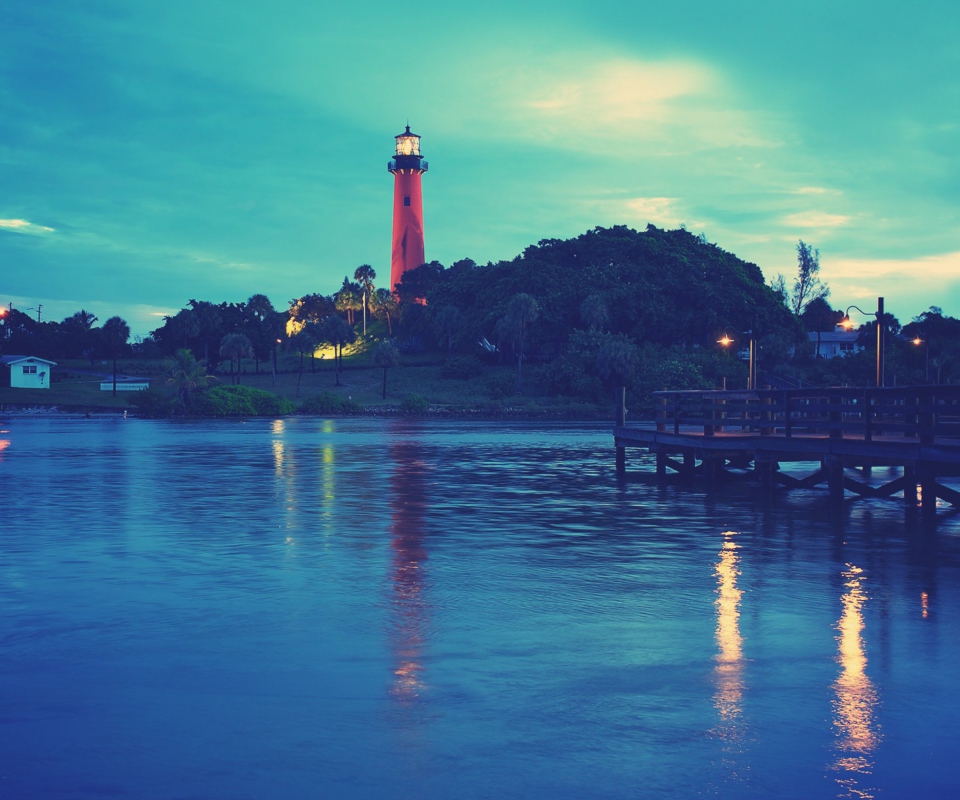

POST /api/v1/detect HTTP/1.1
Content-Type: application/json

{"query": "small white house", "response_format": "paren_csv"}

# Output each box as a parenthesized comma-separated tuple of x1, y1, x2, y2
(807, 328, 862, 359)
(1, 355, 57, 389)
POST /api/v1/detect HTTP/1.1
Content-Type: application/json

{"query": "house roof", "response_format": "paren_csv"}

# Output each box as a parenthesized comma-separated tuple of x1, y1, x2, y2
(1, 355, 58, 366)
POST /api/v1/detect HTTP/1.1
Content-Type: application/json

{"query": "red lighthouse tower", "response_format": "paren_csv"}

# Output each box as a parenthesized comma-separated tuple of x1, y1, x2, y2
(388, 125, 429, 294)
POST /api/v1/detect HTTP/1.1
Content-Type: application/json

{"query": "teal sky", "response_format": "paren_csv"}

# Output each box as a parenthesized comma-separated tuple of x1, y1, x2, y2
(2, 0, 958, 336)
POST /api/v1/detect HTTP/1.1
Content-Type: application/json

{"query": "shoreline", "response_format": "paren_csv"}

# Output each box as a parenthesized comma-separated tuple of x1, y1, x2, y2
(0, 403, 617, 422)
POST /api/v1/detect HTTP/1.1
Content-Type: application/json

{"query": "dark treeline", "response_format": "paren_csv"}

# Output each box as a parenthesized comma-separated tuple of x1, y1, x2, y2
(5, 225, 960, 404)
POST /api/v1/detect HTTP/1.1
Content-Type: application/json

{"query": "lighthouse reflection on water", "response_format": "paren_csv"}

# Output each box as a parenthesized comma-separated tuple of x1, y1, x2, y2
(387, 421, 430, 704)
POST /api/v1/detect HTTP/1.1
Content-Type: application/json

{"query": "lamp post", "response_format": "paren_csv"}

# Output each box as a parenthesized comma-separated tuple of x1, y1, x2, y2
(841, 297, 884, 388)
(912, 334, 930, 384)
(272, 337, 281, 386)
(718, 326, 756, 390)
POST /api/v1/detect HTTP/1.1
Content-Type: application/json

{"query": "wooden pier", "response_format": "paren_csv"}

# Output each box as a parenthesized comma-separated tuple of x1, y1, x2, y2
(614, 386, 960, 516)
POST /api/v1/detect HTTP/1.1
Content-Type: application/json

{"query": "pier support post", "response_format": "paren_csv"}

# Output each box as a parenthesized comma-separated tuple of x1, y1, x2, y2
(656, 448, 667, 479)
(682, 449, 696, 479)
(920, 469, 938, 521)
(903, 465, 918, 505)
(756, 453, 776, 492)
(826, 456, 844, 504)
(615, 386, 626, 477)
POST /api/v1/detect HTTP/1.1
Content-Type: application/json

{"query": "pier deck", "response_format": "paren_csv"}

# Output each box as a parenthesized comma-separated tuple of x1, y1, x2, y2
(614, 386, 960, 514)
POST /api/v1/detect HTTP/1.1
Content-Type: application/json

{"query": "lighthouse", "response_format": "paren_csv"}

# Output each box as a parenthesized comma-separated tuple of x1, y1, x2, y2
(388, 125, 429, 294)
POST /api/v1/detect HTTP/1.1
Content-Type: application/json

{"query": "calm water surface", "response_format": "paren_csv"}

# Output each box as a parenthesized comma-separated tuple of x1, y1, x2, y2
(1, 417, 959, 798)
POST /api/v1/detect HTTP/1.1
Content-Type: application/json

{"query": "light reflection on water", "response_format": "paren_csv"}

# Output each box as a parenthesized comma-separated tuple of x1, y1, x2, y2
(1, 416, 959, 799)
(714, 530, 745, 730)
(831, 564, 881, 799)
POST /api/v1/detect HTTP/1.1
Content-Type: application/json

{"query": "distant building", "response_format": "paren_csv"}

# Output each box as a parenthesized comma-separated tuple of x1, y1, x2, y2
(807, 327, 862, 358)
(1, 355, 57, 389)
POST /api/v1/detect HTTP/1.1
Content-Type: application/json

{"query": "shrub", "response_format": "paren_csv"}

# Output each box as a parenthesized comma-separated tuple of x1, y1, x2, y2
(439, 355, 484, 380)
(397, 336, 425, 355)
(128, 386, 176, 417)
(400, 393, 429, 413)
(300, 391, 361, 415)
(193, 385, 294, 416)
(484, 370, 516, 400)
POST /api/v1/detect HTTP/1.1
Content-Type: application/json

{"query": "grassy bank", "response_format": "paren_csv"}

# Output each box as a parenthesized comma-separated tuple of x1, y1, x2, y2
(1, 359, 613, 419)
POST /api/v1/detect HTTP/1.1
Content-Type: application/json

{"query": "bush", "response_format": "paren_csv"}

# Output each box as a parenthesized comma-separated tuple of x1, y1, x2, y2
(128, 386, 176, 417)
(439, 355, 484, 380)
(300, 391, 362, 415)
(484, 370, 516, 400)
(193, 385, 294, 416)
(397, 336, 425, 355)
(400, 393, 429, 413)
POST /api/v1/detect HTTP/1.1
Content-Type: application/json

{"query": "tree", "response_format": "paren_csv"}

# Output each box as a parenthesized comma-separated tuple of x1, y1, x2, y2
(371, 288, 398, 336)
(245, 294, 277, 373)
(595, 334, 641, 418)
(395, 260, 444, 304)
(498, 293, 539, 394)
(187, 300, 223, 367)
(791, 240, 828, 316)
(219, 333, 253, 385)
(432, 305, 461, 351)
(292, 323, 324, 397)
(165, 348, 216, 412)
(580, 294, 610, 331)
(101, 316, 131, 396)
(371, 339, 401, 399)
(801, 296, 841, 358)
(353, 265, 377, 336)
(321, 315, 355, 386)
(334, 278, 363, 325)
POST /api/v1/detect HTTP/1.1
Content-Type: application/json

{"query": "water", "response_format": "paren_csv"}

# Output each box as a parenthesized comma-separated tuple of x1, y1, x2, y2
(1, 416, 958, 798)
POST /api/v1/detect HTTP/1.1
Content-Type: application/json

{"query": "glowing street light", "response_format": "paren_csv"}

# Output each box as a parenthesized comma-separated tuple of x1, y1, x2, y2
(718, 326, 756, 390)
(840, 297, 885, 387)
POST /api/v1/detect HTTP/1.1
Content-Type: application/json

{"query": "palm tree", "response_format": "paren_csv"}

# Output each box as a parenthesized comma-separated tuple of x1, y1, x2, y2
(70, 309, 99, 329)
(219, 332, 253, 385)
(372, 288, 397, 336)
(165, 348, 215, 412)
(371, 339, 400, 399)
(101, 316, 131, 396)
(292, 323, 323, 397)
(321, 315, 355, 386)
(353, 265, 377, 336)
(499, 294, 539, 394)
(580, 294, 610, 331)
(334, 278, 363, 326)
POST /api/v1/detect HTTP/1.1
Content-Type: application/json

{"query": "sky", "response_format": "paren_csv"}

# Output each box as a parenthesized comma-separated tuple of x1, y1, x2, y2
(1, 0, 958, 337)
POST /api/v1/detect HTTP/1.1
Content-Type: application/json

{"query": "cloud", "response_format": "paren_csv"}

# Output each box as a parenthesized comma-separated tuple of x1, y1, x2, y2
(501, 56, 777, 154)
(828, 252, 960, 282)
(782, 211, 850, 228)
(624, 197, 684, 227)
(0, 218, 55, 235)
(823, 251, 960, 319)
(792, 187, 841, 196)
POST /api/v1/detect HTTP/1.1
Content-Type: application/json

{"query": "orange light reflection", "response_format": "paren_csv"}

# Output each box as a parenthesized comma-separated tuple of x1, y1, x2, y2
(713, 530, 746, 736)
(830, 564, 880, 799)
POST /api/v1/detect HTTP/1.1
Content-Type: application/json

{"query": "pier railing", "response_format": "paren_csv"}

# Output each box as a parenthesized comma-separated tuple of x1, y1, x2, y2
(654, 386, 960, 443)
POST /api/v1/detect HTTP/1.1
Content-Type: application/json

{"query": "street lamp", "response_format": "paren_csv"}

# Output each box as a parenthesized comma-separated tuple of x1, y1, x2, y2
(840, 297, 884, 387)
(718, 326, 756, 390)
(272, 337, 281, 385)
(912, 334, 930, 384)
